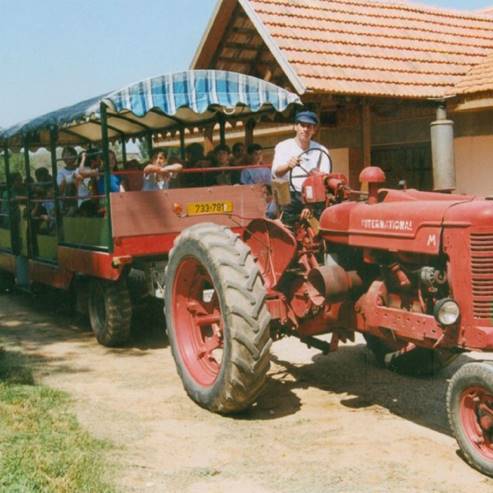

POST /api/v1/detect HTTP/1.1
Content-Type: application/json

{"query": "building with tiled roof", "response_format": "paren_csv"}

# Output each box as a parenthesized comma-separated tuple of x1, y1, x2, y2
(191, 0, 493, 195)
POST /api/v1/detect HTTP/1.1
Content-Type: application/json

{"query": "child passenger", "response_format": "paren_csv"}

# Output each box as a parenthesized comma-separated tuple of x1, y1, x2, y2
(240, 144, 271, 185)
(142, 150, 182, 191)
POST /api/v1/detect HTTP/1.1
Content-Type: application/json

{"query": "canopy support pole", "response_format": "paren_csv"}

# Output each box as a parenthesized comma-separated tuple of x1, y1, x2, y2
(245, 118, 256, 148)
(218, 114, 226, 146)
(100, 103, 113, 252)
(23, 137, 35, 258)
(120, 136, 127, 166)
(3, 145, 14, 253)
(49, 127, 63, 245)
(145, 133, 153, 158)
(179, 127, 185, 160)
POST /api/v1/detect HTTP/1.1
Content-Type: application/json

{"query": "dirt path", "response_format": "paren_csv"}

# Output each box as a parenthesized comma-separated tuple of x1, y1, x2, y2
(1, 289, 493, 493)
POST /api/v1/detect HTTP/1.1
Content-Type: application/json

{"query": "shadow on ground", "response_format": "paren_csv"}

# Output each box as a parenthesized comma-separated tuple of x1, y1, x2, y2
(0, 289, 169, 354)
(243, 342, 477, 439)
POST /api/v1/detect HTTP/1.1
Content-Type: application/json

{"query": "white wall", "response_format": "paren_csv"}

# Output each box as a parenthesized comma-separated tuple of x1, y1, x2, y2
(329, 148, 350, 178)
(455, 136, 493, 196)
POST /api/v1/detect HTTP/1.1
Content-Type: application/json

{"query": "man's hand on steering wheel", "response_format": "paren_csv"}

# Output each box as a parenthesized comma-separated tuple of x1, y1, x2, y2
(288, 148, 332, 192)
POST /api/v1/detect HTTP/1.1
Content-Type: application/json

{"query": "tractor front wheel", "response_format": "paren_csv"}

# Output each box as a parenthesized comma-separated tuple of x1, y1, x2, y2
(88, 278, 132, 346)
(364, 334, 456, 376)
(165, 223, 272, 414)
(447, 362, 493, 477)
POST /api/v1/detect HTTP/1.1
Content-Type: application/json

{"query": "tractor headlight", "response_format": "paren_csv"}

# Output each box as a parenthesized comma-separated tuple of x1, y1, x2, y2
(434, 298, 460, 326)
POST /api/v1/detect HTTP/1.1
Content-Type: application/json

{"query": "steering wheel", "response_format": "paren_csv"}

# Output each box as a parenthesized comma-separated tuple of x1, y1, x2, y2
(288, 147, 333, 192)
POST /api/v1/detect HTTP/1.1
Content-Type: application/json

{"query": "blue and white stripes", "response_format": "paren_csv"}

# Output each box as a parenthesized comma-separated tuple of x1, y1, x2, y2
(0, 70, 301, 144)
(108, 70, 299, 116)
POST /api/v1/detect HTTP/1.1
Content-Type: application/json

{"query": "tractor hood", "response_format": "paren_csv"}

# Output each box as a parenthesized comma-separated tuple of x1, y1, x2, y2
(319, 188, 476, 254)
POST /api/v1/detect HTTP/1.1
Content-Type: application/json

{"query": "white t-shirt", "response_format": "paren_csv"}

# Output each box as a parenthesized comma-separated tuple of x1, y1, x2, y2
(56, 167, 76, 187)
(272, 138, 331, 192)
(142, 173, 170, 191)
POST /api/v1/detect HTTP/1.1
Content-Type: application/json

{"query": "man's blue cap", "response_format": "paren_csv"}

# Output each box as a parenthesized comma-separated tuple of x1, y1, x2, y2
(295, 110, 319, 125)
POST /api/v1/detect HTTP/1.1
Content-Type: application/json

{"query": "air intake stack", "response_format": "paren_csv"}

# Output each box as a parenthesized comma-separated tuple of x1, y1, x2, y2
(431, 103, 456, 192)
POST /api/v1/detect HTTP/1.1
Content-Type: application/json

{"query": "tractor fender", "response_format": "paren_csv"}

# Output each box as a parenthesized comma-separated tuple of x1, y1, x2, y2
(242, 218, 297, 290)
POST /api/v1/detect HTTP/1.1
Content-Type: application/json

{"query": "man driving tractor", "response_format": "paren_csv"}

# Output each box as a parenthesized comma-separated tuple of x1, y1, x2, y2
(272, 110, 332, 223)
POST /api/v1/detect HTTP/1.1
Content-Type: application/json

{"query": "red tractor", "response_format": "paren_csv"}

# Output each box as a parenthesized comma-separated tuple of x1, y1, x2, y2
(165, 150, 493, 477)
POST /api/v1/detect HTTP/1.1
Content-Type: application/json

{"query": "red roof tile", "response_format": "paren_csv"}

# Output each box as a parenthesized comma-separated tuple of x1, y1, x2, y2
(454, 52, 493, 95)
(248, 0, 493, 98)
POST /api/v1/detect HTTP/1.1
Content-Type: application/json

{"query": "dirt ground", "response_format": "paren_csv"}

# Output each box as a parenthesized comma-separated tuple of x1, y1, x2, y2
(1, 290, 493, 493)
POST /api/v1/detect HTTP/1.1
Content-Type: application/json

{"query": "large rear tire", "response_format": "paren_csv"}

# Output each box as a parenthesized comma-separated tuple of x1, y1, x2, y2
(364, 334, 456, 376)
(165, 223, 272, 414)
(88, 278, 132, 346)
(447, 362, 493, 477)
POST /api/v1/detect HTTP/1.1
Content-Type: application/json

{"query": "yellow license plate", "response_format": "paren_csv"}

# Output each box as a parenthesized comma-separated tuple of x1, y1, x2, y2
(186, 200, 233, 216)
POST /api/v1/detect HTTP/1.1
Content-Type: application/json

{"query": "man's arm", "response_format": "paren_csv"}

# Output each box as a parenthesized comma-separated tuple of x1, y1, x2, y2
(273, 156, 300, 178)
(272, 142, 299, 179)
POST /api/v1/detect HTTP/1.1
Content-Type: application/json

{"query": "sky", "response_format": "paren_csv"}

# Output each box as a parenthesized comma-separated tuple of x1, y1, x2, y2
(0, 0, 492, 129)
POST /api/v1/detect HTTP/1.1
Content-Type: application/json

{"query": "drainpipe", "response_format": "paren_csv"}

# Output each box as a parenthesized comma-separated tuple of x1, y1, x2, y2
(430, 102, 455, 192)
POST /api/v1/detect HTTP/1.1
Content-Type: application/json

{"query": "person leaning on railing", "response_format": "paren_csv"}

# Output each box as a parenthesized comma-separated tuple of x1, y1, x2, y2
(75, 148, 102, 216)
(142, 149, 183, 191)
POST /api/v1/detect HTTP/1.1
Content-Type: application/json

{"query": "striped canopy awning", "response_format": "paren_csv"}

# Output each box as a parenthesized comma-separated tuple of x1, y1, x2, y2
(0, 70, 301, 149)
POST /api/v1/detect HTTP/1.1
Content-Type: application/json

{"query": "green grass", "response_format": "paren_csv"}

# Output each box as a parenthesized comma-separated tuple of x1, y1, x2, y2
(0, 348, 115, 492)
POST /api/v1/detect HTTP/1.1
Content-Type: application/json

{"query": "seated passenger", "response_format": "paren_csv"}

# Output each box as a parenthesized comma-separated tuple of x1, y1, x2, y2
(57, 146, 78, 195)
(96, 150, 125, 194)
(1, 172, 24, 227)
(240, 144, 271, 185)
(58, 146, 79, 216)
(142, 149, 183, 191)
(122, 159, 143, 191)
(230, 142, 245, 165)
(30, 186, 55, 235)
(180, 143, 210, 188)
(75, 148, 101, 216)
(212, 144, 235, 185)
(262, 184, 279, 220)
(34, 167, 52, 186)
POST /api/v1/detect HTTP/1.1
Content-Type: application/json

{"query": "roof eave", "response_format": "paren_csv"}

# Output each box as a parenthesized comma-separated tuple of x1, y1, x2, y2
(238, 0, 306, 95)
(191, 0, 306, 96)
(190, 0, 228, 69)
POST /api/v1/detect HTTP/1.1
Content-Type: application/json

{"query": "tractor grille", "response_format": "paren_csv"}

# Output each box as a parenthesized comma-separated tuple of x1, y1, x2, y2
(470, 233, 493, 320)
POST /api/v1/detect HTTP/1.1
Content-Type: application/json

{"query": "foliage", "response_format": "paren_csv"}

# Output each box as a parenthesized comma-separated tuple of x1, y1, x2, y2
(0, 348, 115, 492)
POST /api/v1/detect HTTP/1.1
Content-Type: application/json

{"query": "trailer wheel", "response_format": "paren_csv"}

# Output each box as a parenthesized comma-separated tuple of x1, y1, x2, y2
(364, 334, 456, 376)
(165, 223, 272, 414)
(447, 362, 493, 477)
(88, 278, 132, 347)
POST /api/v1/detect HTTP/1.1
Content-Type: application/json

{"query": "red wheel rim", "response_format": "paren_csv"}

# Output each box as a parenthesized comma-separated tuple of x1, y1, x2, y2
(172, 256, 224, 387)
(460, 385, 493, 460)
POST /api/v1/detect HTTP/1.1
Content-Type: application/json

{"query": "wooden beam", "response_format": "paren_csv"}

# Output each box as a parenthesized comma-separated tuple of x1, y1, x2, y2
(361, 99, 372, 167)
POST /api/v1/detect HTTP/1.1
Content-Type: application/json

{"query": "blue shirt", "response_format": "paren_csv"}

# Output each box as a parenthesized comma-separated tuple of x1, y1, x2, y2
(97, 175, 121, 194)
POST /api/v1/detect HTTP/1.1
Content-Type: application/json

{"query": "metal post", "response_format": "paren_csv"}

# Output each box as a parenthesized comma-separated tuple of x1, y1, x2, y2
(218, 114, 226, 146)
(361, 99, 371, 167)
(179, 127, 186, 160)
(245, 119, 256, 148)
(146, 132, 153, 157)
(120, 136, 127, 165)
(23, 137, 34, 257)
(3, 145, 13, 252)
(100, 102, 114, 252)
(49, 127, 63, 245)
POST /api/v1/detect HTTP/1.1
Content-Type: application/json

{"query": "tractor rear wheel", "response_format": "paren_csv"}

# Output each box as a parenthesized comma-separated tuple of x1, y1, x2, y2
(447, 362, 493, 477)
(364, 334, 456, 376)
(165, 223, 272, 414)
(88, 278, 132, 346)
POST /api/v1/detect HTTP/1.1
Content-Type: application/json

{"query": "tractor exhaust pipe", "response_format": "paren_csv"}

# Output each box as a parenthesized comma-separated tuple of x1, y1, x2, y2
(431, 103, 456, 192)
